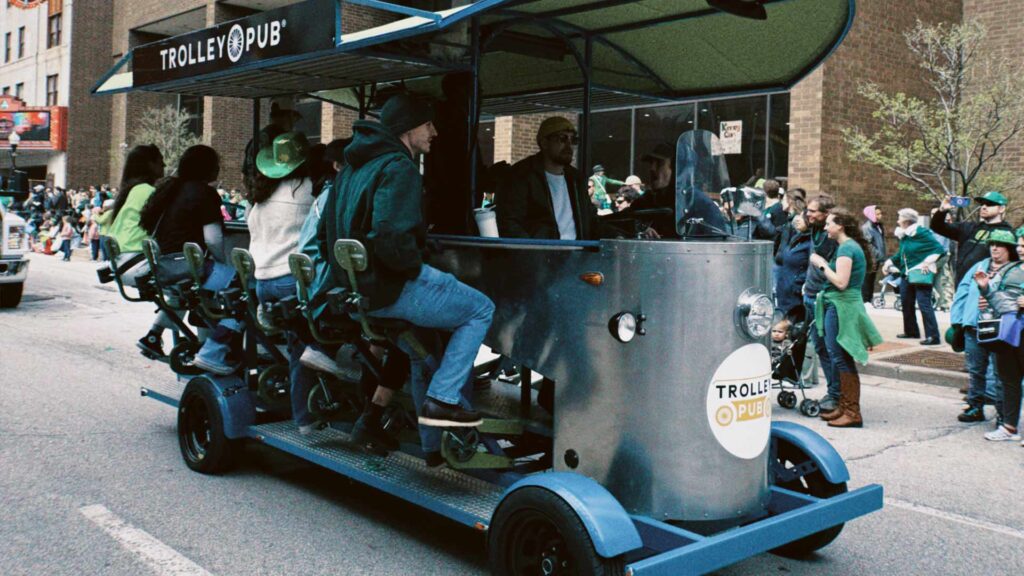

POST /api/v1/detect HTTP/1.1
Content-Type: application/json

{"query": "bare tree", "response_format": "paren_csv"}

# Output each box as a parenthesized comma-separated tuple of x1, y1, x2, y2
(129, 105, 203, 173)
(843, 20, 1024, 205)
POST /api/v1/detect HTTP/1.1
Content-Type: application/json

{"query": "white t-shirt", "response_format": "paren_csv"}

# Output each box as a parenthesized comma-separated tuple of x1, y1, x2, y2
(545, 171, 577, 240)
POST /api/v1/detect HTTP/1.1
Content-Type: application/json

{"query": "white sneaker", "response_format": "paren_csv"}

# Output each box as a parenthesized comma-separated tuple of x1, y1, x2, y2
(984, 426, 1021, 442)
(300, 347, 339, 374)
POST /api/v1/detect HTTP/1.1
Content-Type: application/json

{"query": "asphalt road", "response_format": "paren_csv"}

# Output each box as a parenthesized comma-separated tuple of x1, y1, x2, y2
(1, 253, 1022, 576)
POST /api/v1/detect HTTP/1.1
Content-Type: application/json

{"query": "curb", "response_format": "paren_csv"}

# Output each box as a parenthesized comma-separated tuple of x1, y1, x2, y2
(860, 360, 968, 390)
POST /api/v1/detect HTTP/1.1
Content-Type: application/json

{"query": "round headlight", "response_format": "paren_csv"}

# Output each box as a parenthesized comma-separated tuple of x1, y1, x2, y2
(609, 312, 637, 343)
(736, 290, 774, 340)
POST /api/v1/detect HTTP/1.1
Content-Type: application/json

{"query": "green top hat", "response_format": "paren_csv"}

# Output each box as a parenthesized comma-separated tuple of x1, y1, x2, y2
(986, 228, 1017, 246)
(256, 131, 310, 179)
(973, 191, 1008, 206)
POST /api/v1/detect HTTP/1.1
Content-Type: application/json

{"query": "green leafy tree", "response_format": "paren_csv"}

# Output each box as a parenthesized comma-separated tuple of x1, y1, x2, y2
(129, 105, 203, 173)
(843, 20, 1024, 205)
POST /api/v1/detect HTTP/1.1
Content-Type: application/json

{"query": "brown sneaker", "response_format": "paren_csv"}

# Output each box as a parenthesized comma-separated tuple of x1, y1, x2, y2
(419, 398, 483, 428)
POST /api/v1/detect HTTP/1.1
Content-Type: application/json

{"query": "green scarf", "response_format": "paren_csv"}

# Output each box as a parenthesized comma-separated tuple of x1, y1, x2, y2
(816, 288, 883, 365)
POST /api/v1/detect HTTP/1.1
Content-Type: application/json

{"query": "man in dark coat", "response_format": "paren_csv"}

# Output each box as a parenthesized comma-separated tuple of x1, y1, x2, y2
(930, 191, 1013, 284)
(496, 117, 619, 240)
(322, 93, 494, 462)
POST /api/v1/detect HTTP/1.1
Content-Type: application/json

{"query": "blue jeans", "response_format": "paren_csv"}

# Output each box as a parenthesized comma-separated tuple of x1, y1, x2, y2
(257, 274, 316, 427)
(965, 328, 1001, 414)
(899, 281, 939, 340)
(370, 265, 494, 406)
(804, 294, 837, 394)
(822, 303, 856, 400)
(194, 261, 243, 368)
(59, 238, 72, 260)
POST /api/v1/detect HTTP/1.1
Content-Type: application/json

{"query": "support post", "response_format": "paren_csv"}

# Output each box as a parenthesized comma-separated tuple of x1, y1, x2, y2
(580, 35, 593, 198)
(467, 16, 482, 230)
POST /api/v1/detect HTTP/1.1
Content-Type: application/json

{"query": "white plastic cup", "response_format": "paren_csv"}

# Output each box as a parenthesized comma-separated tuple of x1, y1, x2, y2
(474, 207, 499, 238)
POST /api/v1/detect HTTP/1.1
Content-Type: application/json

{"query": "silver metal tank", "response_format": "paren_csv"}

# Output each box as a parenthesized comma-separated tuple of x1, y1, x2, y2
(429, 237, 774, 523)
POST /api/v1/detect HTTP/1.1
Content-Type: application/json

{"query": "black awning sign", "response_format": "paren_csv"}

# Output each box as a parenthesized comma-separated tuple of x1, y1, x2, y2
(133, 0, 335, 87)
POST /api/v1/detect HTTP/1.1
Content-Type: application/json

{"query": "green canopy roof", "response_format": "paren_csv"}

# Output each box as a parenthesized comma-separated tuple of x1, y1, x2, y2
(94, 0, 854, 114)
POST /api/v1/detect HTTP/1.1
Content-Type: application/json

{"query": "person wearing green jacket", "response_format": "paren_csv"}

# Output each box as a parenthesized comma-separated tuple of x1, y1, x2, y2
(589, 164, 625, 211)
(809, 207, 883, 428)
(884, 208, 947, 345)
(322, 94, 495, 463)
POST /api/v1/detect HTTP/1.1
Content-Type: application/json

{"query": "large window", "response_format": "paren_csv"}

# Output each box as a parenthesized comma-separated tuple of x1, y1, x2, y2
(14, 83, 24, 99)
(634, 103, 696, 185)
(17, 27, 25, 59)
(177, 94, 203, 137)
(47, 13, 62, 48)
(46, 74, 59, 106)
(478, 120, 495, 166)
(589, 109, 633, 183)
(697, 96, 767, 187)
(766, 93, 790, 183)
(4, 33, 10, 63)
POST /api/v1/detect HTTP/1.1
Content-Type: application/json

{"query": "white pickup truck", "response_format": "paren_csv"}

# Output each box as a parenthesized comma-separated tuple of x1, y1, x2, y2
(0, 198, 29, 308)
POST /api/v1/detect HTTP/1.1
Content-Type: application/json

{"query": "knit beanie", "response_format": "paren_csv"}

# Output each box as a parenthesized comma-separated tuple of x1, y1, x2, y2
(380, 94, 434, 137)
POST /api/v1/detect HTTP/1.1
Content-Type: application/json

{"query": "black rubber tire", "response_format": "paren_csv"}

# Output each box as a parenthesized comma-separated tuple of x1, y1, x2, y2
(799, 399, 821, 417)
(894, 298, 902, 312)
(0, 282, 24, 308)
(871, 296, 884, 309)
(771, 440, 847, 558)
(169, 340, 202, 376)
(489, 487, 625, 576)
(177, 377, 237, 474)
(777, 391, 797, 409)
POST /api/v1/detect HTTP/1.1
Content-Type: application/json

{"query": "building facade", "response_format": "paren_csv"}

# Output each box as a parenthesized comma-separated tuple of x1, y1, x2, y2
(0, 0, 71, 186)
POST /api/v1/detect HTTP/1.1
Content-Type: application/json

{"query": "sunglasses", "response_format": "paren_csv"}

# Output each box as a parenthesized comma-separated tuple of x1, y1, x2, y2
(547, 133, 580, 146)
(977, 201, 999, 207)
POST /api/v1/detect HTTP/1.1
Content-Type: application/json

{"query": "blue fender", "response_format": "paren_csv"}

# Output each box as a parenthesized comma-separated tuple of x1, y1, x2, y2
(196, 375, 255, 439)
(497, 472, 642, 558)
(771, 421, 850, 484)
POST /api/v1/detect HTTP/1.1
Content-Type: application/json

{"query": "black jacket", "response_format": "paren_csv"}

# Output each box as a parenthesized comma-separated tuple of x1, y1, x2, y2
(930, 209, 1013, 284)
(496, 153, 616, 240)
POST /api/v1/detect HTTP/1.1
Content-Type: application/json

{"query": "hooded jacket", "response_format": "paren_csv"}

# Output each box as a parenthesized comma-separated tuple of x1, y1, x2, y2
(320, 120, 425, 310)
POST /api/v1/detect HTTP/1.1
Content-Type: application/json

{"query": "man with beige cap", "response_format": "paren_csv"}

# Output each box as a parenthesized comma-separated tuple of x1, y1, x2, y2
(496, 116, 618, 240)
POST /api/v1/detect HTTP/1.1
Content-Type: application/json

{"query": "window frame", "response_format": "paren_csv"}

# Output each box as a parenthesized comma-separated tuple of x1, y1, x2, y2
(4, 32, 10, 63)
(18, 27, 25, 59)
(14, 83, 24, 99)
(46, 74, 59, 106)
(47, 13, 62, 48)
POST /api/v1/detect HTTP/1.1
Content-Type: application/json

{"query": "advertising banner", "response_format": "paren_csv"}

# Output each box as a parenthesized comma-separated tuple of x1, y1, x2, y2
(133, 0, 336, 87)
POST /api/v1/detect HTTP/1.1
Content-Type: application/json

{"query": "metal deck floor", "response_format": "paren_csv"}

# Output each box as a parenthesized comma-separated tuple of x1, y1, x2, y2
(251, 421, 505, 527)
(141, 377, 188, 407)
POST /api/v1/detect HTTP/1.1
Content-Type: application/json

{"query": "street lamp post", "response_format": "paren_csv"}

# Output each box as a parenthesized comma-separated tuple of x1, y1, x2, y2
(6, 131, 19, 193)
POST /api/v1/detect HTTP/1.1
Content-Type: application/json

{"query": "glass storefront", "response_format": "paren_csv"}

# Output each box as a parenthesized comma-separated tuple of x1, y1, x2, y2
(579, 93, 790, 189)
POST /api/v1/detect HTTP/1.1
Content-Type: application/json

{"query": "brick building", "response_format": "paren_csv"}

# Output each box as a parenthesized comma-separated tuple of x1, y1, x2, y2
(86, 0, 1021, 221)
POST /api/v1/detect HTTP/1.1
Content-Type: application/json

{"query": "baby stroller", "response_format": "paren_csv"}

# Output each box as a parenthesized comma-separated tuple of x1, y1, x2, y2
(871, 272, 902, 311)
(772, 319, 821, 417)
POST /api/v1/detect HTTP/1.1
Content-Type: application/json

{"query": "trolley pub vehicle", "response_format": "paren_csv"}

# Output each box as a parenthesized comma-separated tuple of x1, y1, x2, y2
(93, 1, 883, 574)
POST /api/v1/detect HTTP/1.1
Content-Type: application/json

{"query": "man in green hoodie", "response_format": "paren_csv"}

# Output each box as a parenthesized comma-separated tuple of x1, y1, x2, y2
(322, 94, 495, 461)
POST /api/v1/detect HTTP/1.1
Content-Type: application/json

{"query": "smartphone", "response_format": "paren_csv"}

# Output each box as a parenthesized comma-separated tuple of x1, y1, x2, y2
(949, 196, 971, 208)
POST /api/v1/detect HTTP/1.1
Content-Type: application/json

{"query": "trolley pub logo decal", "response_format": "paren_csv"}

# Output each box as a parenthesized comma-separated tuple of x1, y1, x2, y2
(706, 344, 772, 460)
(132, 0, 334, 87)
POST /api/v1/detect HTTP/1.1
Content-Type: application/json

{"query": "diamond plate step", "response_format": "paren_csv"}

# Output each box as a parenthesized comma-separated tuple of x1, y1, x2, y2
(141, 377, 188, 407)
(251, 420, 505, 527)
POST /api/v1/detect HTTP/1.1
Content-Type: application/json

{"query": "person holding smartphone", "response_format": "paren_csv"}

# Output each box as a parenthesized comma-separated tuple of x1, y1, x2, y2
(931, 191, 1013, 285)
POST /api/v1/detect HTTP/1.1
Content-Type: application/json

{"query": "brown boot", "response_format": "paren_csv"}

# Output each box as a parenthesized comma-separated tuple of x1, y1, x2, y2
(820, 405, 844, 421)
(829, 372, 863, 428)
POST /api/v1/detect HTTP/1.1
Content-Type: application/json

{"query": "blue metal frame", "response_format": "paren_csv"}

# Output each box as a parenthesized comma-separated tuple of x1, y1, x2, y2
(344, 0, 442, 22)
(500, 473, 643, 558)
(771, 421, 850, 484)
(204, 375, 256, 439)
(625, 484, 883, 575)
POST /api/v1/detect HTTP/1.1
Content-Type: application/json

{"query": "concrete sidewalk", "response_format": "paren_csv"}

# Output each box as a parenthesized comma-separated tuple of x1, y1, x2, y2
(860, 295, 968, 390)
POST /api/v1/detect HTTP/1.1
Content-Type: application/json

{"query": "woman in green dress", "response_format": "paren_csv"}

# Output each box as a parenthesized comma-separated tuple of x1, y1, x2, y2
(808, 208, 883, 428)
